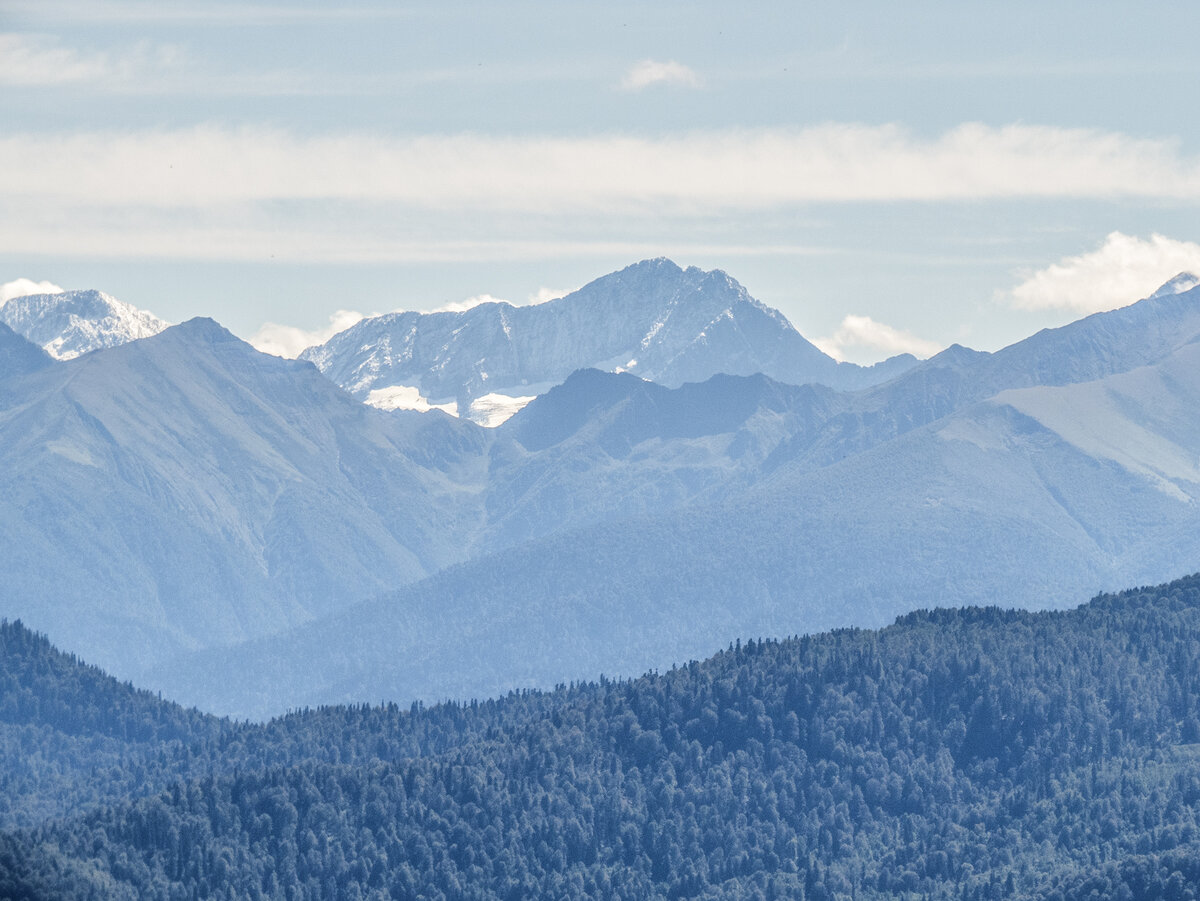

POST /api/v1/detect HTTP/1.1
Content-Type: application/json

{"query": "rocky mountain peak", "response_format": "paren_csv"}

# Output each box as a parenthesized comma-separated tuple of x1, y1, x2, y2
(0, 288, 169, 360)
(300, 259, 918, 424)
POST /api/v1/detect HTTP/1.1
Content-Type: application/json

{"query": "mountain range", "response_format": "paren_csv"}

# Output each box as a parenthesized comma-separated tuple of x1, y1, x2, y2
(299, 259, 917, 424)
(150, 335, 1200, 716)
(2, 261, 1199, 717)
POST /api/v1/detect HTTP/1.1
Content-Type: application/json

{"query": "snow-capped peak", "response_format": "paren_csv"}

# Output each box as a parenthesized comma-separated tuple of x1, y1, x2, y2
(0, 288, 170, 360)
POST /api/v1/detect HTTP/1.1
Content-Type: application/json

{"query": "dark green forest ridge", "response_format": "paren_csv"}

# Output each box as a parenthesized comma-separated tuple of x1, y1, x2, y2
(6, 575, 1200, 899)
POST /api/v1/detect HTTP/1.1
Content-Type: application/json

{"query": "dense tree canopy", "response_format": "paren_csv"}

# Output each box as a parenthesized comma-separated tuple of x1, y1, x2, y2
(4, 575, 1200, 898)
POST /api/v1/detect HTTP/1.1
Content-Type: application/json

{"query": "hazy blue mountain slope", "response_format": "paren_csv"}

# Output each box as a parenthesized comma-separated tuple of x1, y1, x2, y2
(147, 343, 1200, 717)
(301, 259, 916, 414)
(0, 319, 491, 676)
(0, 338, 875, 682)
(506, 368, 834, 452)
(764, 278, 1200, 474)
(0, 288, 168, 359)
(0, 322, 53, 383)
(481, 368, 844, 549)
(980, 275, 1200, 388)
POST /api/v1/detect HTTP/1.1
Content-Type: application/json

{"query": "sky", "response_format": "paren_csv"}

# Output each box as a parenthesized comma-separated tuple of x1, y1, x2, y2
(5, 1, 1200, 363)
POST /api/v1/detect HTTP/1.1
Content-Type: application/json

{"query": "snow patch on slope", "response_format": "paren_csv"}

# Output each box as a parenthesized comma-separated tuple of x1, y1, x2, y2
(466, 392, 536, 427)
(364, 384, 534, 427)
(366, 385, 458, 416)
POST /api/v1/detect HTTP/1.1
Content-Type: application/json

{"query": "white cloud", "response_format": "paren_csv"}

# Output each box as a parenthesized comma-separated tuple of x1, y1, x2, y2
(1, 278, 63, 305)
(425, 293, 506, 314)
(425, 285, 574, 314)
(0, 33, 113, 85)
(528, 287, 569, 305)
(8, 123, 1196, 213)
(248, 309, 366, 358)
(1009, 232, 1200, 313)
(0, 33, 179, 87)
(620, 59, 702, 91)
(814, 315, 943, 364)
(5, 124, 1200, 263)
(417, 285, 574, 315)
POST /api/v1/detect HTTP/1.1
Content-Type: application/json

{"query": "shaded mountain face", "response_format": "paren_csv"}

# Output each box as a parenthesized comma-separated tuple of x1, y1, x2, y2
(0, 323, 53, 383)
(481, 369, 844, 550)
(0, 289, 169, 359)
(505, 368, 828, 454)
(0, 318, 490, 675)
(300, 258, 918, 422)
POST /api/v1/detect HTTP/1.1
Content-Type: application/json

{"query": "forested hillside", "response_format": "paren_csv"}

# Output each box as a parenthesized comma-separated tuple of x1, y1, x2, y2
(5, 575, 1200, 898)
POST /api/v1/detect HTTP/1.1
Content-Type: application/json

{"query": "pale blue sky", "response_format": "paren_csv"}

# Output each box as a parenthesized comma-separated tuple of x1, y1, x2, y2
(4, 1, 1200, 361)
